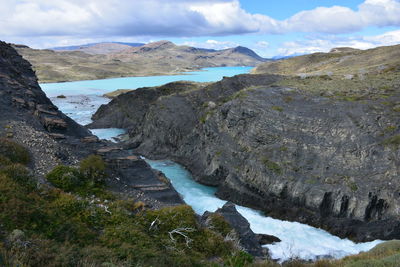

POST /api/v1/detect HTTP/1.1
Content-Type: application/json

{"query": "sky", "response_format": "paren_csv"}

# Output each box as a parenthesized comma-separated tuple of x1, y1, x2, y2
(0, 0, 400, 57)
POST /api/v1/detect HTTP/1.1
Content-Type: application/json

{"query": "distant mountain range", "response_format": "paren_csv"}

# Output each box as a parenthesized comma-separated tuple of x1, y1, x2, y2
(14, 40, 267, 82)
(51, 42, 145, 54)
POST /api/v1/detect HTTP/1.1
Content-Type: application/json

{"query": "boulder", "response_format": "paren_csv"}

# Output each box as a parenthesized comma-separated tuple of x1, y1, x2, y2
(202, 202, 264, 257)
(256, 234, 281, 245)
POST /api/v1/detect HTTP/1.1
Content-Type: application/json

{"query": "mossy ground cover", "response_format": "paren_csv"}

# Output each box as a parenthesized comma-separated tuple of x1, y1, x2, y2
(0, 139, 244, 267)
(273, 71, 400, 102)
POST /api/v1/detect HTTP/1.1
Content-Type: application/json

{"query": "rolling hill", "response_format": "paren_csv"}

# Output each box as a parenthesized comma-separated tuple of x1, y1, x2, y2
(14, 40, 267, 83)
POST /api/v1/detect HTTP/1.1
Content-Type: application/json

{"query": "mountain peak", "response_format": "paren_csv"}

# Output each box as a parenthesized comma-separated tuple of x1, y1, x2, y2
(227, 46, 265, 61)
(143, 40, 175, 49)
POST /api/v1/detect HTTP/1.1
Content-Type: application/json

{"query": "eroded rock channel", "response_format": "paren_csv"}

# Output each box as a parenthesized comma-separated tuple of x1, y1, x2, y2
(91, 72, 400, 242)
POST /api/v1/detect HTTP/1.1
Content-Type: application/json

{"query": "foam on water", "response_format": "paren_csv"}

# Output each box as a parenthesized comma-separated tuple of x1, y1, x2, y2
(146, 159, 382, 262)
(50, 94, 110, 125)
(90, 128, 126, 142)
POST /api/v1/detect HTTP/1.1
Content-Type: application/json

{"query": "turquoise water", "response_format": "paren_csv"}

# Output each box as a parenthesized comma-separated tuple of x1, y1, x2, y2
(146, 160, 381, 262)
(40, 66, 252, 97)
(90, 128, 126, 141)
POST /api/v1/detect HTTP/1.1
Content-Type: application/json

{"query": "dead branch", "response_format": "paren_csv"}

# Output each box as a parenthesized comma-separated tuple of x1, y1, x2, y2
(168, 227, 195, 247)
(149, 216, 160, 230)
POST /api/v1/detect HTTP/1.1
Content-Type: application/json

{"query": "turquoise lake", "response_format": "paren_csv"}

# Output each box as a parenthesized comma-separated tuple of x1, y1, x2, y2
(40, 66, 253, 97)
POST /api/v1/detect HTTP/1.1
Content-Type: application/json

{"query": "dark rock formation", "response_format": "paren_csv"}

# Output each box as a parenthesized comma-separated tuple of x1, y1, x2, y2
(256, 234, 281, 245)
(0, 40, 183, 208)
(202, 202, 265, 257)
(91, 71, 400, 242)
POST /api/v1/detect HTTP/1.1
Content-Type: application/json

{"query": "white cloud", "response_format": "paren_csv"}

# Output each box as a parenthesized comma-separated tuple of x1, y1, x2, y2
(279, 0, 400, 34)
(276, 30, 400, 56)
(189, 1, 279, 35)
(282, 6, 362, 34)
(182, 39, 239, 50)
(255, 41, 269, 48)
(1, 0, 400, 47)
(364, 30, 400, 44)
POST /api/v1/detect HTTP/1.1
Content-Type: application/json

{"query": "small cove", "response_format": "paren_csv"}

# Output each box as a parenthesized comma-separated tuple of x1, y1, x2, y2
(40, 67, 382, 262)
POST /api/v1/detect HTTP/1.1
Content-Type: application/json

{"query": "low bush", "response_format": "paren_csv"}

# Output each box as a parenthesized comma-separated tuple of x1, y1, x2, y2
(0, 163, 35, 189)
(224, 251, 254, 267)
(46, 165, 82, 192)
(0, 155, 12, 167)
(382, 134, 400, 147)
(207, 213, 233, 237)
(0, 138, 30, 165)
(46, 155, 110, 198)
(79, 154, 106, 185)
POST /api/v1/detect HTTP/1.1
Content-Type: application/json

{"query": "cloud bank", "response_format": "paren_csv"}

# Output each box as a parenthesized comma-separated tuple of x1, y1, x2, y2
(1, 0, 400, 40)
(276, 30, 400, 56)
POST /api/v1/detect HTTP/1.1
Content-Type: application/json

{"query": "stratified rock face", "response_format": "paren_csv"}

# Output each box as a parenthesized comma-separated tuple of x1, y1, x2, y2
(0, 41, 183, 207)
(0, 40, 90, 138)
(92, 73, 400, 242)
(0, 40, 93, 176)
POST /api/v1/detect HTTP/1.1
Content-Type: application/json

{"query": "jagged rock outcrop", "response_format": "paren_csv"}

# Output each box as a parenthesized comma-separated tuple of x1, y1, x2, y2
(0, 40, 183, 207)
(201, 202, 268, 257)
(91, 70, 400, 241)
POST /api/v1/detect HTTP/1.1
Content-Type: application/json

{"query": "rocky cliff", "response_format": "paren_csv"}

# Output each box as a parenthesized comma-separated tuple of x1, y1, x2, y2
(0, 40, 182, 207)
(91, 57, 400, 241)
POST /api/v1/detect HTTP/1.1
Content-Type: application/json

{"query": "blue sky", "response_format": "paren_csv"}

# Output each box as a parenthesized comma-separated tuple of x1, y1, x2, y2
(240, 0, 364, 19)
(1, 0, 399, 57)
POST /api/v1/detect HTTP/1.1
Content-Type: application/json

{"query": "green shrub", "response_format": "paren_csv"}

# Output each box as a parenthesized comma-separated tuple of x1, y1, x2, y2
(366, 240, 400, 257)
(261, 157, 282, 174)
(0, 138, 30, 165)
(0, 155, 12, 167)
(382, 135, 400, 147)
(207, 213, 232, 237)
(224, 251, 253, 267)
(46, 165, 82, 192)
(0, 174, 46, 231)
(79, 155, 106, 184)
(0, 163, 35, 189)
(46, 155, 112, 199)
(271, 106, 283, 112)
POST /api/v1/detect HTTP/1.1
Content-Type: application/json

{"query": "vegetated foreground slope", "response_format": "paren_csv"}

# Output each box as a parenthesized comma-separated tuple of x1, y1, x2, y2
(3, 41, 400, 267)
(14, 40, 266, 83)
(91, 44, 400, 243)
(1, 40, 258, 266)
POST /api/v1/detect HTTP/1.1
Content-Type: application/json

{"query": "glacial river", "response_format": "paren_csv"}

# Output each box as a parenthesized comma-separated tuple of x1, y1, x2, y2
(40, 67, 381, 262)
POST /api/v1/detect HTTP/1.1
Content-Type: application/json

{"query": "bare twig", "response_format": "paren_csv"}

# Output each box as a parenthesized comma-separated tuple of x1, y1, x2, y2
(168, 227, 195, 247)
(149, 216, 160, 230)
